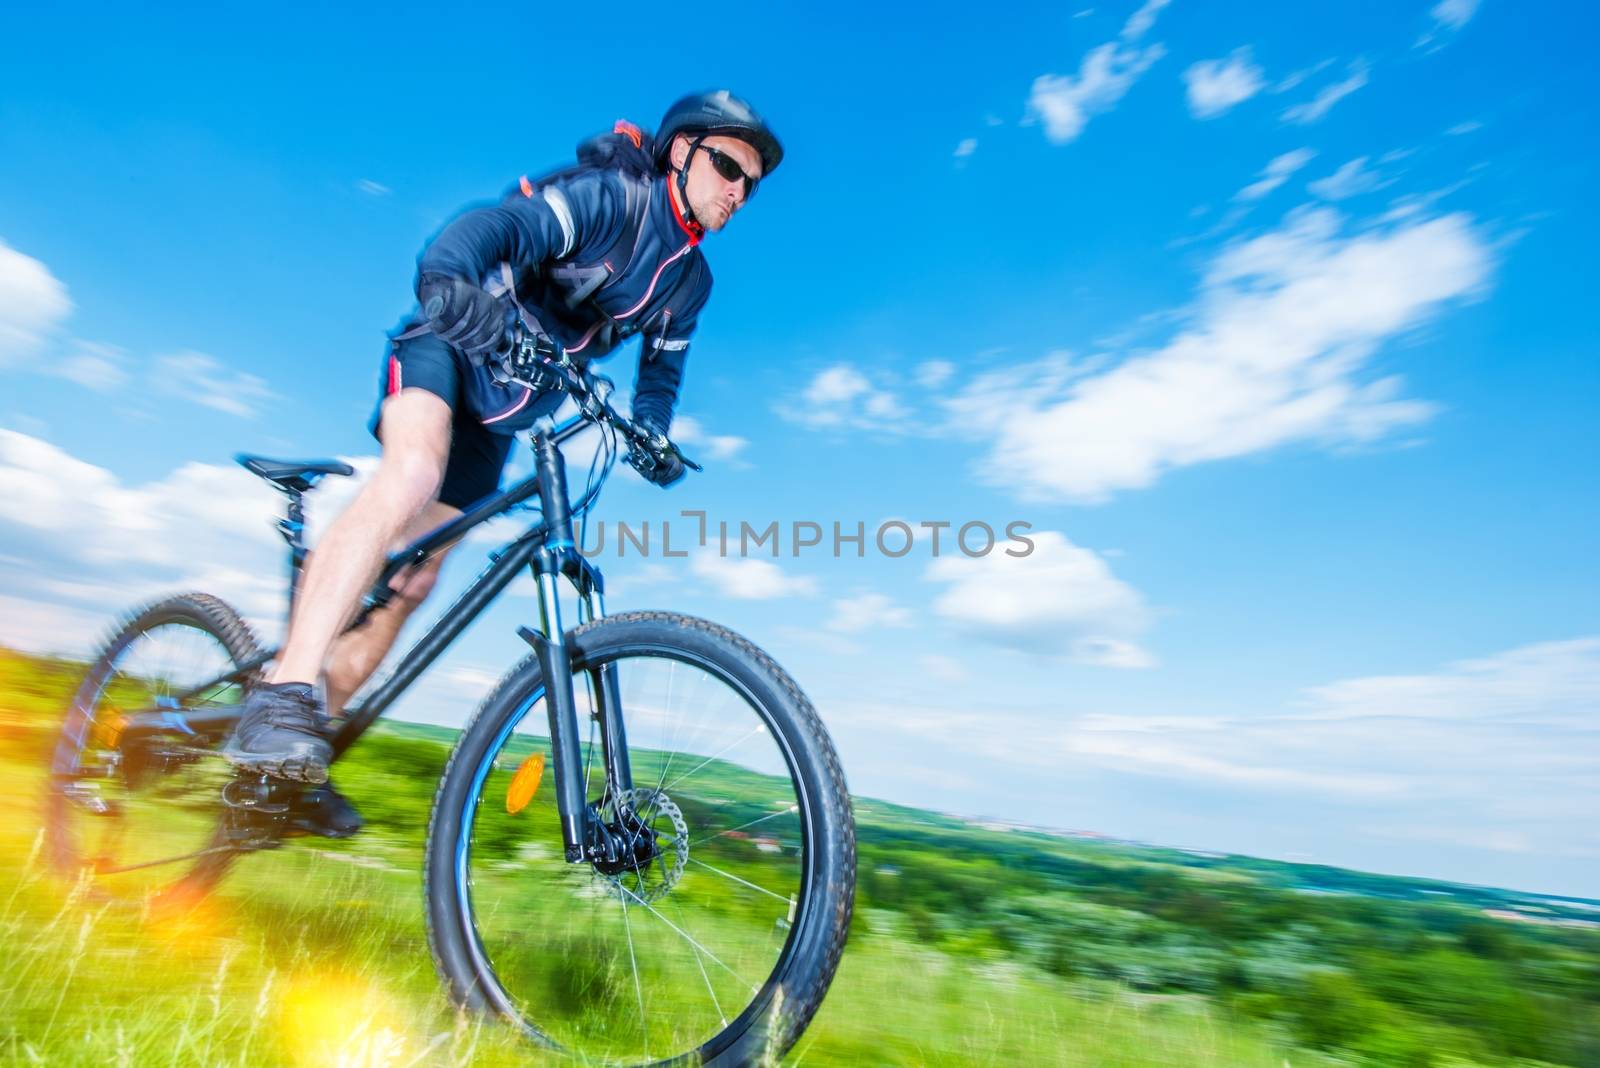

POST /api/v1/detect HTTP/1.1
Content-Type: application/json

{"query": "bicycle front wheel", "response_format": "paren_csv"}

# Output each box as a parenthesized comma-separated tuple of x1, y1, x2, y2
(424, 611, 855, 1066)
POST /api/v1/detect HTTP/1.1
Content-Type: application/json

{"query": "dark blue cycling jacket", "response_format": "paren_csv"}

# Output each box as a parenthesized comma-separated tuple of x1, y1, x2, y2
(408, 166, 712, 434)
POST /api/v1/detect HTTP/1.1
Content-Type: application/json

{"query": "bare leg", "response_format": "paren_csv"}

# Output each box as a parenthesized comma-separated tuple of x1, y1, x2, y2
(324, 499, 463, 714)
(269, 390, 453, 686)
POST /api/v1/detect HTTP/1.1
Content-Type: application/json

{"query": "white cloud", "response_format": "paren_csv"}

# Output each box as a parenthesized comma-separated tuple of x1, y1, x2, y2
(1308, 156, 1394, 201)
(1234, 148, 1316, 202)
(855, 635, 1600, 821)
(1028, 44, 1167, 145)
(925, 530, 1153, 666)
(1072, 636, 1600, 834)
(0, 241, 281, 414)
(1120, 0, 1170, 41)
(45, 340, 131, 391)
(807, 365, 870, 405)
(440, 663, 500, 690)
(0, 592, 132, 656)
(0, 431, 133, 542)
(915, 359, 956, 389)
(1026, 2, 1170, 145)
(1417, 0, 1480, 48)
(779, 364, 908, 431)
(154, 350, 279, 418)
(830, 635, 1600, 893)
(0, 239, 72, 363)
(1281, 61, 1369, 125)
(1379, 181, 1472, 225)
(1446, 119, 1483, 136)
(827, 593, 912, 633)
(689, 552, 817, 600)
(1297, 638, 1600, 727)
(946, 205, 1491, 504)
(953, 138, 977, 159)
(669, 415, 747, 462)
(838, 700, 1391, 800)
(355, 179, 392, 196)
(1273, 59, 1334, 95)
(1183, 47, 1266, 119)
(0, 430, 373, 651)
(299, 455, 379, 546)
(1431, 0, 1481, 30)
(1064, 729, 1405, 796)
(602, 561, 681, 602)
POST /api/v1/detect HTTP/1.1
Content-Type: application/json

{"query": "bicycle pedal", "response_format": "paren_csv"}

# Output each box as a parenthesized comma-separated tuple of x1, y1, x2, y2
(220, 778, 291, 813)
(221, 803, 288, 850)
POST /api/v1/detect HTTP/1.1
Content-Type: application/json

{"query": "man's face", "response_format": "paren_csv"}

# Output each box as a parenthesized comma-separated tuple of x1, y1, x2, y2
(670, 134, 764, 232)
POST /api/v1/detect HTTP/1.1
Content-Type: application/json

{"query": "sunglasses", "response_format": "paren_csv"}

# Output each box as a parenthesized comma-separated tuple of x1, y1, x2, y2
(702, 145, 760, 198)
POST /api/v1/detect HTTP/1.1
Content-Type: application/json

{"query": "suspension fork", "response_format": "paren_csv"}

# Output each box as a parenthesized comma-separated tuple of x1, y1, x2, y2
(519, 433, 634, 864)
(572, 532, 634, 804)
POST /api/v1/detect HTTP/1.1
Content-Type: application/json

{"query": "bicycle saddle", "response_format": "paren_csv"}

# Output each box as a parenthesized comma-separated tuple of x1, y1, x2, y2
(236, 454, 355, 493)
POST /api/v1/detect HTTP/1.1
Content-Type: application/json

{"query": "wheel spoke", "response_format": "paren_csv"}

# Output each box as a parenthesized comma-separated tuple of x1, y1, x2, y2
(618, 888, 650, 1057)
(688, 857, 791, 904)
(613, 879, 755, 992)
(671, 896, 727, 1027)
(583, 708, 597, 799)
(175, 655, 264, 704)
(651, 659, 681, 794)
(690, 804, 799, 847)
(661, 724, 765, 794)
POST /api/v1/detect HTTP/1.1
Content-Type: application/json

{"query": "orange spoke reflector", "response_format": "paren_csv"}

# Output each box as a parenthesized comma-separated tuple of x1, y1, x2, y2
(505, 753, 545, 814)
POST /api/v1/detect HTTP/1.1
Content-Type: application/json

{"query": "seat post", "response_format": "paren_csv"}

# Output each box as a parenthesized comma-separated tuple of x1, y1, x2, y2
(236, 453, 352, 618)
(278, 489, 309, 615)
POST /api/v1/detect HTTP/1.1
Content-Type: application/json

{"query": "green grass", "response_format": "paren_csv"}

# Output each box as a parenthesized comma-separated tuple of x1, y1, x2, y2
(0, 842, 1313, 1068)
(1, 646, 1594, 1067)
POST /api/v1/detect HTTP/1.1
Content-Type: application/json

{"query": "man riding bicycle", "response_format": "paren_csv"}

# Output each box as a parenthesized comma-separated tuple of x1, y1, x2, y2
(221, 90, 783, 834)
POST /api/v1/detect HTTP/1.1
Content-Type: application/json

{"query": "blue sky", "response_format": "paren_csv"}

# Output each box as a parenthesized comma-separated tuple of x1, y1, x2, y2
(2, 1, 1596, 896)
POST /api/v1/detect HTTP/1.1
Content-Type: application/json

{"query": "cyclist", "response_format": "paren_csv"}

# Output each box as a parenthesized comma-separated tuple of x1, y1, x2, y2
(222, 90, 783, 834)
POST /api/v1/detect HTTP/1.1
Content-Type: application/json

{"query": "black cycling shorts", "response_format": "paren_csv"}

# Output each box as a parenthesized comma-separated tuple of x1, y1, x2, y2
(368, 332, 514, 510)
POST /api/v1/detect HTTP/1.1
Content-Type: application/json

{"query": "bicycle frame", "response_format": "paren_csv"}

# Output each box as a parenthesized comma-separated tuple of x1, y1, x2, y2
(123, 411, 635, 863)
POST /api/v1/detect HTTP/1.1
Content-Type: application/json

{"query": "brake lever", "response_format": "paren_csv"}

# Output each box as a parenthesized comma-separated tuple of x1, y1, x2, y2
(669, 441, 703, 472)
(537, 345, 699, 476)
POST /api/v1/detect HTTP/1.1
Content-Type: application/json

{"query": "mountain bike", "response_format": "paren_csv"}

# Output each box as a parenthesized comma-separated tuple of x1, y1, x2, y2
(41, 327, 857, 1066)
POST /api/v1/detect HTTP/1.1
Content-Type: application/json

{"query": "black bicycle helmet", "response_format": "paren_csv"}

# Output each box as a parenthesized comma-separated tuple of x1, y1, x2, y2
(653, 90, 784, 177)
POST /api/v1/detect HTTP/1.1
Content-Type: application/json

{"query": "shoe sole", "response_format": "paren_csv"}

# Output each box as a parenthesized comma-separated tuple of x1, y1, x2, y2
(219, 747, 331, 785)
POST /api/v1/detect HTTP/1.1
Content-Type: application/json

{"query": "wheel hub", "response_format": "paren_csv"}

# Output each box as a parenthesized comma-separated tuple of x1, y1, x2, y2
(590, 787, 688, 902)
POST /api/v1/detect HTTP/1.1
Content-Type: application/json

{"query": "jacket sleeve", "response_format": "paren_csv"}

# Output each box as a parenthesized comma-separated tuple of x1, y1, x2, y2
(632, 264, 712, 435)
(415, 172, 619, 288)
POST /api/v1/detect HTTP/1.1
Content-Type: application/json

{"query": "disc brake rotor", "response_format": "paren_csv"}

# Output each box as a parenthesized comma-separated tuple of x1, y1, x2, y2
(594, 787, 688, 903)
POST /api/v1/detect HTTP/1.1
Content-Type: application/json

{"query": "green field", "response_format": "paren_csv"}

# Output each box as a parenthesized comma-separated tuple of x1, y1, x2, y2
(2, 645, 1596, 1067)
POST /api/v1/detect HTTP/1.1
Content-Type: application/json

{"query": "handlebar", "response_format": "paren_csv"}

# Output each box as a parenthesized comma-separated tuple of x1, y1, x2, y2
(503, 323, 702, 475)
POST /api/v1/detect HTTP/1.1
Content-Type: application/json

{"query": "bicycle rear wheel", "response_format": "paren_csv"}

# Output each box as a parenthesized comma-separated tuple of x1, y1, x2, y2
(425, 611, 855, 1066)
(43, 593, 260, 905)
